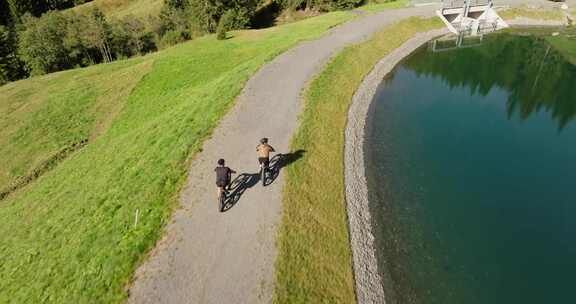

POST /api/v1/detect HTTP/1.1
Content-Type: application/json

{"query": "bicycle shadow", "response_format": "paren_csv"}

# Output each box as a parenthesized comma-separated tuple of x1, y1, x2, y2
(221, 149, 306, 212)
(221, 173, 259, 212)
(263, 149, 306, 187)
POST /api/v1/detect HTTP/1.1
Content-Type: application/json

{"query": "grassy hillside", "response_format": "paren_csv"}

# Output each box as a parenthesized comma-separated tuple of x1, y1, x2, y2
(71, 0, 164, 18)
(0, 60, 153, 197)
(0, 11, 354, 303)
(499, 7, 565, 21)
(274, 16, 443, 303)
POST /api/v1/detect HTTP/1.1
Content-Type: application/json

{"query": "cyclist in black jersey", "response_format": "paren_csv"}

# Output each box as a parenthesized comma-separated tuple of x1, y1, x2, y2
(215, 159, 235, 199)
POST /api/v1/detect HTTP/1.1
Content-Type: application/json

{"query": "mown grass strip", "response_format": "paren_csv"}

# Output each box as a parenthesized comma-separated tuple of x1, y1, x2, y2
(274, 16, 443, 304)
(499, 7, 565, 21)
(71, 0, 164, 19)
(0, 59, 153, 193)
(358, 0, 409, 13)
(0, 139, 88, 201)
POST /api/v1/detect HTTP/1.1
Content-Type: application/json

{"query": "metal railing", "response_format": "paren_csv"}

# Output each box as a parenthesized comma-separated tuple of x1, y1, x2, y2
(442, 0, 465, 9)
(468, 0, 491, 6)
(442, 0, 491, 9)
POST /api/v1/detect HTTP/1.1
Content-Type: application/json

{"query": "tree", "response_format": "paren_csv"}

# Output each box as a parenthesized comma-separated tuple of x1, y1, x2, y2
(63, 11, 95, 66)
(81, 8, 113, 63)
(3, 0, 88, 24)
(119, 15, 155, 55)
(0, 25, 25, 84)
(0, 0, 12, 25)
(159, 4, 192, 37)
(188, 0, 259, 33)
(6, 0, 73, 21)
(18, 12, 71, 75)
(278, 0, 364, 12)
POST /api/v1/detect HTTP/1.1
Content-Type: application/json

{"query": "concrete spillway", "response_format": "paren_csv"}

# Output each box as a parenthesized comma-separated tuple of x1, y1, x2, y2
(437, 0, 508, 35)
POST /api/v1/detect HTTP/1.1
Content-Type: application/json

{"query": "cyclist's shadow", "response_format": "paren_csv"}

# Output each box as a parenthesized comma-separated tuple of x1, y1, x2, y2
(221, 149, 306, 212)
(263, 149, 306, 187)
(222, 173, 259, 212)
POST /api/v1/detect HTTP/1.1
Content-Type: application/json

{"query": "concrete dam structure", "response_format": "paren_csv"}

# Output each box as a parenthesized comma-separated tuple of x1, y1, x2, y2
(437, 0, 508, 35)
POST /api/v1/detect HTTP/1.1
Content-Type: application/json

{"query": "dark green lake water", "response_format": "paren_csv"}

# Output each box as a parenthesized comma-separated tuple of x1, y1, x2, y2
(366, 33, 576, 304)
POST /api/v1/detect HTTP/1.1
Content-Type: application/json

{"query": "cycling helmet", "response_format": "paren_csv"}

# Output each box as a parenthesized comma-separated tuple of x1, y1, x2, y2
(260, 138, 268, 144)
(217, 158, 225, 166)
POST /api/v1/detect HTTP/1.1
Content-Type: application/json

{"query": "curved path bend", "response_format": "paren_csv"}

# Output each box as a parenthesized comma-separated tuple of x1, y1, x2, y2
(126, 1, 554, 302)
(127, 5, 437, 303)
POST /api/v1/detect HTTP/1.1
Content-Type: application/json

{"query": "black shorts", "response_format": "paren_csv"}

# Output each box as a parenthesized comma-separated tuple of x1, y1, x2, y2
(258, 157, 270, 167)
(216, 180, 229, 187)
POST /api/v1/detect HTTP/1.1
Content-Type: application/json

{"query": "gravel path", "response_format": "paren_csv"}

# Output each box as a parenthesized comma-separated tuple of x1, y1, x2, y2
(127, 5, 440, 304)
(127, 1, 566, 303)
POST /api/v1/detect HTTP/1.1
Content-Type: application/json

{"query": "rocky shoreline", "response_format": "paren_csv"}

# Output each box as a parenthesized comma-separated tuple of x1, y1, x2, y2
(344, 28, 448, 304)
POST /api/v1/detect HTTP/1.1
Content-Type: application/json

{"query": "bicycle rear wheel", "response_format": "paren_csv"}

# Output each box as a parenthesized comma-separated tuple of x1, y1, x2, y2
(261, 166, 266, 186)
(219, 191, 225, 212)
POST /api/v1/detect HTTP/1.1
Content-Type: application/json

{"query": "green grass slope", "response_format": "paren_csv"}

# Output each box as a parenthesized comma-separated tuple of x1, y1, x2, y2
(0, 11, 354, 303)
(499, 7, 565, 21)
(0, 60, 153, 196)
(71, 0, 164, 18)
(274, 16, 443, 303)
(358, 0, 409, 13)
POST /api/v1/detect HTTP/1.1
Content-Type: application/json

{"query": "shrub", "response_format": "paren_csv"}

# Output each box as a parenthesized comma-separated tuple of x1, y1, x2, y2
(159, 29, 187, 47)
(189, 0, 258, 33)
(216, 19, 227, 40)
(330, 0, 363, 10)
(223, 8, 251, 30)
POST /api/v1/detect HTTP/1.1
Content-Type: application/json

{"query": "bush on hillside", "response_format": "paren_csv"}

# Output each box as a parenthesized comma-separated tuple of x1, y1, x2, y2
(216, 23, 227, 40)
(188, 0, 258, 33)
(329, 0, 364, 10)
(216, 11, 231, 40)
(222, 9, 251, 31)
(159, 29, 188, 47)
(216, 9, 251, 40)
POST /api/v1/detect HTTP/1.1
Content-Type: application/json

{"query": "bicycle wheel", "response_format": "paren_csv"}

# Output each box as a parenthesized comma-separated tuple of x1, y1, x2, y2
(261, 166, 266, 186)
(219, 191, 225, 212)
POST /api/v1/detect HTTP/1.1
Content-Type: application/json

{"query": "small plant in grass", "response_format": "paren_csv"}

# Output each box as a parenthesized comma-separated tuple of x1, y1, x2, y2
(216, 21, 227, 40)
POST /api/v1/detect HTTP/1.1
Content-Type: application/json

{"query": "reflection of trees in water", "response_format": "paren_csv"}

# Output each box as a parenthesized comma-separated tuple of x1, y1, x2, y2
(405, 34, 576, 131)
